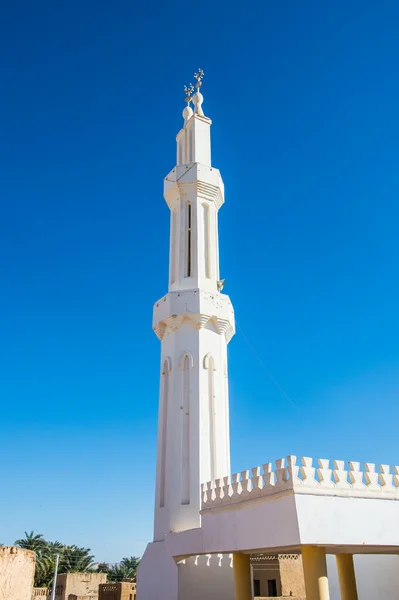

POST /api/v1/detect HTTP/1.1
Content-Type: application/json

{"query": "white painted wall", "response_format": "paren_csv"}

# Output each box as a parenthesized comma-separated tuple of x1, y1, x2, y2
(137, 541, 178, 600)
(296, 493, 399, 548)
(178, 554, 234, 600)
(327, 554, 399, 600)
(200, 495, 301, 555)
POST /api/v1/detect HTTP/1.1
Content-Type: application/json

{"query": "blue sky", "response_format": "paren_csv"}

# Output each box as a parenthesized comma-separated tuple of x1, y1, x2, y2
(1, 0, 398, 561)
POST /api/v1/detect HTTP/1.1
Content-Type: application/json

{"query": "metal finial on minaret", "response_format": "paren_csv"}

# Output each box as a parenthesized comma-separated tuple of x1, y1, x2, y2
(183, 83, 194, 122)
(194, 68, 204, 88)
(192, 68, 205, 116)
(184, 83, 195, 100)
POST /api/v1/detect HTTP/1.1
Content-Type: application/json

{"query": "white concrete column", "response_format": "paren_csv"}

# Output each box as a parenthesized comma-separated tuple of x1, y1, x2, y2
(336, 554, 358, 600)
(302, 546, 330, 600)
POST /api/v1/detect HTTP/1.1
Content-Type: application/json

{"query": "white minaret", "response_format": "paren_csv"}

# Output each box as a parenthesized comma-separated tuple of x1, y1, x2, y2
(152, 70, 235, 541)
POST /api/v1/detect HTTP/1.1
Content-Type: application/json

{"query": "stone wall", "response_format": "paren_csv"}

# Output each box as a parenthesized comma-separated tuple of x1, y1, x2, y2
(58, 573, 107, 600)
(0, 546, 36, 600)
(32, 589, 50, 599)
(251, 553, 305, 599)
(279, 554, 306, 597)
(98, 582, 136, 600)
(32, 573, 107, 600)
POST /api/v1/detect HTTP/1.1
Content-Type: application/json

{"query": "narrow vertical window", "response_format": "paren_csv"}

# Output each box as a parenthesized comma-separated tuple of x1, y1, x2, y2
(178, 138, 183, 165)
(187, 126, 192, 163)
(203, 203, 211, 279)
(208, 356, 216, 480)
(170, 209, 176, 285)
(224, 360, 230, 473)
(181, 354, 191, 505)
(186, 203, 192, 278)
(214, 211, 220, 280)
(160, 359, 170, 507)
(204, 354, 217, 481)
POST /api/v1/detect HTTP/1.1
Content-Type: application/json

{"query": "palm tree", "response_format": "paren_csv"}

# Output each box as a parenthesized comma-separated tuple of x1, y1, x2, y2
(120, 556, 140, 572)
(58, 545, 95, 574)
(15, 531, 47, 552)
(15, 532, 52, 587)
(14, 533, 95, 587)
(34, 551, 56, 588)
(107, 557, 140, 582)
(107, 564, 132, 582)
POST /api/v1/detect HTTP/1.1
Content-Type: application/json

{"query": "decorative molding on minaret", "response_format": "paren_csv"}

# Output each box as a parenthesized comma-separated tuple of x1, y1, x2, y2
(152, 70, 235, 543)
(179, 351, 194, 370)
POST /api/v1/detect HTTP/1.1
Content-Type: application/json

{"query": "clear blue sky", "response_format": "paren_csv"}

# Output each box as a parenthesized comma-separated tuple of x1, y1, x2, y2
(1, 0, 398, 562)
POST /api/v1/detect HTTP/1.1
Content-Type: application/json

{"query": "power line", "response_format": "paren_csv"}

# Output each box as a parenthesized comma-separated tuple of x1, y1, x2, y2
(236, 321, 309, 420)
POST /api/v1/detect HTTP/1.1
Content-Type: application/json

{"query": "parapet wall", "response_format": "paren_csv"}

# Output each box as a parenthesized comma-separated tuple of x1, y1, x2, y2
(99, 582, 136, 600)
(202, 456, 399, 509)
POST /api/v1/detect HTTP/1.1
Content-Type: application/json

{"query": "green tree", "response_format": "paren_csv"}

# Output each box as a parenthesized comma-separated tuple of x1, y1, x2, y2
(34, 552, 56, 588)
(120, 556, 140, 572)
(14, 532, 53, 587)
(58, 545, 95, 574)
(14, 531, 47, 552)
(14, 533, 95, 587)
(107, 557, 140, 582)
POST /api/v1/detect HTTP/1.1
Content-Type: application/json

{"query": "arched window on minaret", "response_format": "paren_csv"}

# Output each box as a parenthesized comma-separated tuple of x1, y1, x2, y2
(160, 357, 171, 508)
(204, 353, 217, 481)
(180, 351, 193, 504)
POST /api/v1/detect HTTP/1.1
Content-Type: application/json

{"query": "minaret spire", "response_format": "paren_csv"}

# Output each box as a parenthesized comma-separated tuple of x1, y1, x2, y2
(138, 69, 236, 600)
(152, 68, 235, 541)
(192, 68, 205, 116)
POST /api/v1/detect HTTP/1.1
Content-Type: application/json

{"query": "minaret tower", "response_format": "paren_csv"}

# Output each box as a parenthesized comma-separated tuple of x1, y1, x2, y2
(152, 70, 235, 541)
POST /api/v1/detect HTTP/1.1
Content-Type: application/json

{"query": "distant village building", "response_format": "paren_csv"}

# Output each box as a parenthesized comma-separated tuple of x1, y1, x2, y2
(99, 582, 136, 600)
(32, 572, 107, 600)
(0, 546, 36, 600)
(251, 554, 305, 598)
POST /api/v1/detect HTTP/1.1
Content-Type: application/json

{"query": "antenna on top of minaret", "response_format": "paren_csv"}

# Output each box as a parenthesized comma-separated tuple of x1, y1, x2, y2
(193, 68, 205, 117)
(183, 83, 194, 122)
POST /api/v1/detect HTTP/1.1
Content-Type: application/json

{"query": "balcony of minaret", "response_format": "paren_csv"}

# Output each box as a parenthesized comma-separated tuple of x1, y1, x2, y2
(164, 164, 224, 211)
(152, 289, 235, 343)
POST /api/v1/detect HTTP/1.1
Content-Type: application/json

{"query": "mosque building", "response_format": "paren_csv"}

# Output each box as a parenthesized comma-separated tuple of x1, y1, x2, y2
(136, 71, 399, 600)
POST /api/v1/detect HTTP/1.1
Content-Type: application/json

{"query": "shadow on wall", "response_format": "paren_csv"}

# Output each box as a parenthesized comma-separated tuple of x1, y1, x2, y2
(178, 554, 235, 600)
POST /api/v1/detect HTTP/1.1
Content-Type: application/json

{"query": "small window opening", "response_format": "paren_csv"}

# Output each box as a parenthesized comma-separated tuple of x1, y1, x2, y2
(267, 579, 277, 597)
